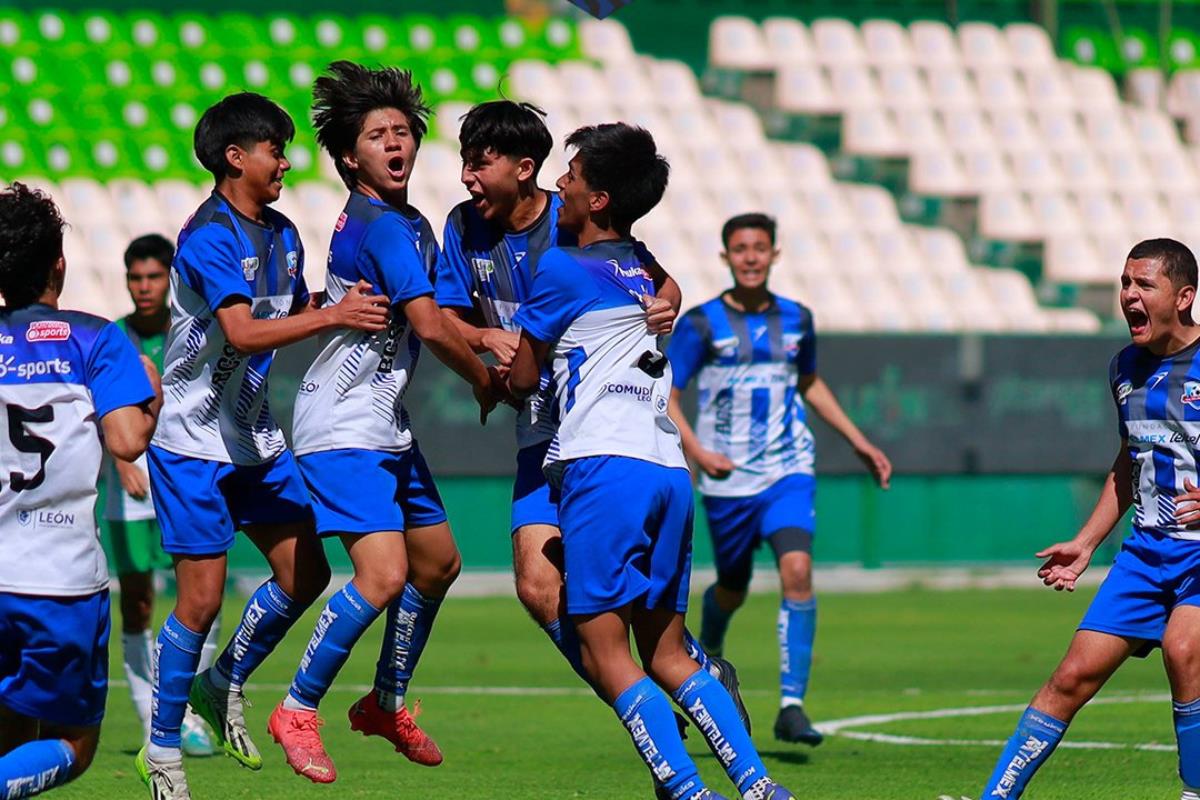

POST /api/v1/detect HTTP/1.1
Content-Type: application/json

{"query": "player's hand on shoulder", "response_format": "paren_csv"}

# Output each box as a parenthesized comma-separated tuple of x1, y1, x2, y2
(1174, 478, 1200, 529)
(855, 441, 892, 490)
(644, 295, 676, 335)
(1035, 540, 1092, 592)
(695, 449, 735, 479)
(115, 459, 150, 500)
(480, 329, 519, 366)
(331, 280, 390, 332)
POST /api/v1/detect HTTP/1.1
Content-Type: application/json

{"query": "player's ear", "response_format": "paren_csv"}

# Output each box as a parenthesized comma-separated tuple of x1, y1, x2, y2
(1178, 283, 1196, 314)
(589, 189, 610, 213)
(49, 255, 65, 294)
(224, 143, 244, 174)
(516, 156, 536, 183)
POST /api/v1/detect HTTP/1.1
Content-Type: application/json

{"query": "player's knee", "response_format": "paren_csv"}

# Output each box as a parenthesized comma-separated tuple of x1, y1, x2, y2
(514, 573, 562, 625)
(65, 734, 99, 777)
(1046, 658, 1100, 702)
(715, 586, 748, 611)
(1165, 635, 1200, 676)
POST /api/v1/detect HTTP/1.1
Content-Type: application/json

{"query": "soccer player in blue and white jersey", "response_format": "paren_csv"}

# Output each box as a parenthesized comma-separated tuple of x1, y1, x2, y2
(977, 238, 1200, 800)
(667, 213, 891, 746)
(0, 183, 160, 798)
(139, 93, 391, 800)
(266, 62, 497, 783)
(435, 103, 745, 738)
(509, 124, 795, 800)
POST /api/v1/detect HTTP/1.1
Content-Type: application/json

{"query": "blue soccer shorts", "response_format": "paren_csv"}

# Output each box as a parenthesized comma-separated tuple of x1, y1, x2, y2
(0, 590, 110, 726)
(1079, 527, 1200, 654)
(558, 456, 694, 616)
(511, 440, 559, 534)
(298, 445, 447, 536)
(702, 473, 816, 592)
(147, 445, 315, 555)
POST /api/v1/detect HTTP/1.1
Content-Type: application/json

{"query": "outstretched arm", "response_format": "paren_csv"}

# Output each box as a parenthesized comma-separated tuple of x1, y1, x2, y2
(215, 280, 390, 355)
(440, 307, 521, 365)
(1037, 445, 1133, 591)
(800, 373, 891, 488)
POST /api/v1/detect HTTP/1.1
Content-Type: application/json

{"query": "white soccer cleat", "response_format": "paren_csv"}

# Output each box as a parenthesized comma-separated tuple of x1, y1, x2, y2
(136, 746, 191, 800)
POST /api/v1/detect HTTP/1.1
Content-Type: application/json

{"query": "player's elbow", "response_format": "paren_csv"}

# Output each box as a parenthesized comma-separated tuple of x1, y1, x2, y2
(104, 418, 154, 462)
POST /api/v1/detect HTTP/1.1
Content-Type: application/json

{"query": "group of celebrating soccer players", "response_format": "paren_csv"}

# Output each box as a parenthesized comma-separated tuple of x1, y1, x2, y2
(6, 45, 1200, 800)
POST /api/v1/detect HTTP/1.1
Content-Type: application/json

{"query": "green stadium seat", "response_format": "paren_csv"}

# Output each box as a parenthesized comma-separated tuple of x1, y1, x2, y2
(80, 11, 127, 50)
(0, 9, 32, 52)
(402, 14, 450, 59)
(285, 134, 321, 182)
(170, 13, 219, 58)
(356, 14, 406, 59)
(1118, 28, 1160, 71)
(125, 11, 169, 50)
(215, 13, 267, 52)
(264, 13, 305, 49)
(447, 14, 499, 58)
(1168, 29, 1200, 71)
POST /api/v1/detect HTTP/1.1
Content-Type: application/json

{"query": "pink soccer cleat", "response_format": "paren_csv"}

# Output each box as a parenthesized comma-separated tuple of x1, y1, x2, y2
(348, 692, 444, 766)
(267, 703, 337, 784)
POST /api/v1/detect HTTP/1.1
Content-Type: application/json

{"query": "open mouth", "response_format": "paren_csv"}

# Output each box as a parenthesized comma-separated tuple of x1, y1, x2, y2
(387, 156, 406, 180)
(1125, 307, 1149, 337)
(469, 191, 487, 210)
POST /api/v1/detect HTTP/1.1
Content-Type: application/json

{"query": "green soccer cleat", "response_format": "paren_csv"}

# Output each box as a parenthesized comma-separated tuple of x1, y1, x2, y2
(188, 669, 263, 770)
(135, 745, 191, 800)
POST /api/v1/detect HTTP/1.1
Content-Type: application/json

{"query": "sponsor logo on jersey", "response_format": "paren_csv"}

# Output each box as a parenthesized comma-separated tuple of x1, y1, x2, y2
(298, 380, 319, 395)
(783, 332, 804, 357)
(655, 395, 668, 412)
(25, 320, 70, 342)
(604, 382, 652, 401)
(0, 356, 72, 381)
(472, 258, 496, 282)
(1117, 380, 1134, 405)
(335, 212, 348, 232)
(712, 336, 739, 358)
(0, 333, 13, 345)
(241, 257, 259, 281)
(286, 250, 299, 277)
(608, 258, 650, 281)
(1183, 381, 1200, 410)
(18, 508, 77, 529)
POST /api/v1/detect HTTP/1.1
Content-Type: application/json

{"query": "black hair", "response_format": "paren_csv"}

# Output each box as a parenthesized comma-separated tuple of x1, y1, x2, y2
(1128, 238, 1198, 290)
(194, 92, 295, 181)
(721, 213, 777, 249)
(565, 123, 669, 229)
(124, 233, 174, 271)
(0, 183, 66, 308)
(312, 60, 431, 190)
(458, 100, 553, 177)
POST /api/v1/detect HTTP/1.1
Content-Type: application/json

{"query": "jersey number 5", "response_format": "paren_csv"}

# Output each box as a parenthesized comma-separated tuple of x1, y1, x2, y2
(7, 404, 54, 492)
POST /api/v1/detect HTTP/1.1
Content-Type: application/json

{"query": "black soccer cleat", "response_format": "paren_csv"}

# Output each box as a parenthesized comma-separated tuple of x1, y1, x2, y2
(773, 704, 823, 747)
(707, 655, 752, 735)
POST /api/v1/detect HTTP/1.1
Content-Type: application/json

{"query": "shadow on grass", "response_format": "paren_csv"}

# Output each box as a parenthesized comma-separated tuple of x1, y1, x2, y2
(759, 749, 812, 766)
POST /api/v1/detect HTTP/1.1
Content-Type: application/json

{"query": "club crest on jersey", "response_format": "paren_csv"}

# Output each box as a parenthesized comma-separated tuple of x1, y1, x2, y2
(712, 336, 739, 358)
(25, 320, 70, 342)
(1183, 381, 1200, 410)
(335, 212, 348, 232)
(17, 509, 31, 527)
(783, 332, 804, 356)
(241, 257, 259, 281)
(1116, 380, 1133, 405)
(286, 251, 299, 277)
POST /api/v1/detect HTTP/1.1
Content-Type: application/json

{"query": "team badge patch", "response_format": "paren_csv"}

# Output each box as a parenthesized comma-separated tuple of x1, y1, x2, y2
(286, 250, 299, 277)
(26, 320, 70, 342)
(712, 336, 739, 358)
(17, 509, 31, 527)
(472, 258, 495, 282)
(1182, 381, 1200, 410)
(242, 257, 259, 281)
(335, 212, 348, 232)
(783, 332, 804, 357)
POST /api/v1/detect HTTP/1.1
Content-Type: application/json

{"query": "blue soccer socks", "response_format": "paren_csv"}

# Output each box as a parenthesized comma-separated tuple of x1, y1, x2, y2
(542, 616, 594, 686)
(778, 597, 816, 706)
(700, 585, 734, 657)
(1175, 697, 1200, 789)
(683, 627, 713, 672)
(215, 580, 302, 688)
(673, 668, 768, 796)
(287, 582, 381, 710)
(0, 739, 74, 798)
(980, 706, 1067, 799)
(615, 677, 705, 800)
(150, 613, 206, 752)
(374, 583, 442, 710)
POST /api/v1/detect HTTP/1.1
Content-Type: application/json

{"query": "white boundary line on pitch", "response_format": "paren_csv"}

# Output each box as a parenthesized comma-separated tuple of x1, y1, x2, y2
(816, 693, 1178, 752)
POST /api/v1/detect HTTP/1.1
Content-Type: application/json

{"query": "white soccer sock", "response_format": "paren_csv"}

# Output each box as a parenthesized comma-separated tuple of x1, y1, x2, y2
(376, 688, 405, 712)
(146, 742, 181, 763)
(780, 697, 804, 710)
(122, 630, 154, 740)
(282, 694, 315, 712)
(1182, 788, 1200, 800)
(197, 614, 221, 674)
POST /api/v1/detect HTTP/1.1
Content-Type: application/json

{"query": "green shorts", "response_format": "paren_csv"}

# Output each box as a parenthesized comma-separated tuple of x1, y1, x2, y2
(104, 518, 172, 575)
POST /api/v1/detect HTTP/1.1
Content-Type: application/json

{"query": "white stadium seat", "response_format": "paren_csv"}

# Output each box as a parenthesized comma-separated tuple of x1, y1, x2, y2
(578, 18, 636, 64)
(811, 18, 867, 66)
(775, 142, 835, 187)
(762, 17, 816, 66)
(774, 63, 839, 114)
(861, 19, 914, 67)
(926, 66, 979, 109)
(971, 67, 1027, 111)
(941, 108, 996, 151)
(958, 22, 1011, 69)
(828, 64, 884, 109)
(708, 16, 774, 71)
(1044, 235, 1106, 283)
(894, 109, 948, 150)
(912, 226, 972, 274)
(909, 20, 961, 69)
(908, 149, 973, 197)
(1010, 148, 1065, 192)
(841, 108, 906, 157)
(1021, 67, 1077, 111)
(843, 184, 903, 232)
(960, 148, 1016, 192)
(1004, 23, 1058, 71)
(1055, 149, 1110, 192)
(1125, 67, 1166, 110)
(876, 65, 932, 111)
(979, 191, 1041, 241)
(1071, 66, 1122, 110)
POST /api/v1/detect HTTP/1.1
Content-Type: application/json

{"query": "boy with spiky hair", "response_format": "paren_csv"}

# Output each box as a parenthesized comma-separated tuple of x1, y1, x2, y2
(139, 93, 390, 800)
(508, 123, 796, 800)
(267, 62, 496, 783)
(0, 182, 160, 799)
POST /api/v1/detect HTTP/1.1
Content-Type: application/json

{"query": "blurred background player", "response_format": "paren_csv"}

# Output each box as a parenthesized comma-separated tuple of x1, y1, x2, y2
(101, 234, 216, 757)
(138, 93, 390, 800)
(509, 123, 795, 800)
(268, 62, 496, 783)
(434, 102, 747, 735)
(0, 183, 160, 797)
(979, 239, 1200, 800)
(667, 213, 892, 746)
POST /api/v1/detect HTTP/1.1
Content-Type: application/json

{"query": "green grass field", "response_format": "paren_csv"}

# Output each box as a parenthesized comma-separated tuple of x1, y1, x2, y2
(52, 585, 1180, 799)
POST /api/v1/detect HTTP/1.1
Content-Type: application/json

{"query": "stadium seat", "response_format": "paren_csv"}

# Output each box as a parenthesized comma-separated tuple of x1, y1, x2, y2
(1033, 108, 1088, 152)
(646, 59, 705, 111)
(828, 64, 883, 110)
(1072, 66, 1122, 110)
(926, 67, 979, 110)
(773, 64, 839, 115)
(709, 16, 772, 72)
(578, 18, 636, 65)
(1004, 23, 1057, 71)
(876, 66, 932, 111)
(1056, 149, 1109, 192)
(1021, 67, 1077, 111)
(941, 108, 995, 151)
(1083, 108, 1137, 154)
(958, 23, 1011, 69)
(1011, 149, 1065, 192)
(860, 19, 913, 67)
(979, 191, 1040, 241)
(971, 68, 1026, 111)
(1125, 67, 1166, 111)
(761, 17, 815, 66)
(776, 142, 834, 187)
(1102, 149, 1154, 191)
(841, 109, 906, 157)
(988, 110, 1041, 153)
(960, 148, 1015, 192)
(1028, 191, 1084, 234)
(843, 184, 902, 232)
(894, 109, 948, 150)
(1118, 191, 1173, 239)
(811, 18, 867, 66)
(908, 149, 973, 197)
(1044, 235, 1105, 283)
(910, 20, 962, 69)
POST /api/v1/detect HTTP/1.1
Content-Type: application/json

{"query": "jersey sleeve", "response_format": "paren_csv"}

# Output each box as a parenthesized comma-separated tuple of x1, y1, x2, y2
(293, 238, 310, 308)
(666, 310, 706, 390)
(86, 322, 155, 419)
(631, 238, 657, 270)
(174, 225, 250, 312)
(512, 249, 591, 343)
(433, 211, 475, 309)
(1110, 352, 1129, 439)
(798, 308, 817, 377)
(360, 217, 435, 305)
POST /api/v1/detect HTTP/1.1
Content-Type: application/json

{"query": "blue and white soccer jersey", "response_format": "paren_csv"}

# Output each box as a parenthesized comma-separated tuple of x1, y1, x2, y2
(149, 191, 313, 554)
(435, 192, 566, 532)
(293, 192, 446, 535)
(667, 295, 818, 583)
(1079, 338, 1200, 651)
(0, 305, 153, 725)
(513, 241, 691, 615)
